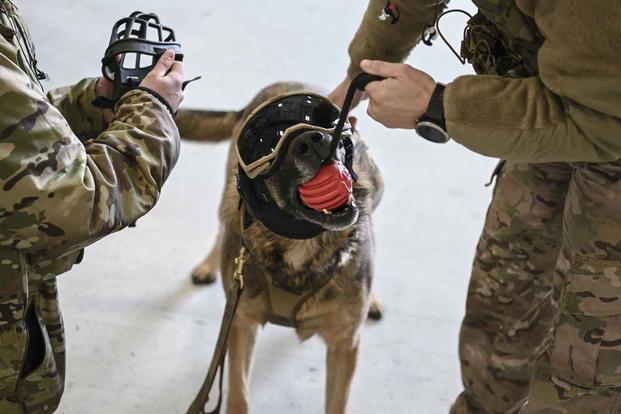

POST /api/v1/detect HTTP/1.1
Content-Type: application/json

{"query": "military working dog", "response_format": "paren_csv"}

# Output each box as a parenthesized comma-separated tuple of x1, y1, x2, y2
(176, 82, 384, 414)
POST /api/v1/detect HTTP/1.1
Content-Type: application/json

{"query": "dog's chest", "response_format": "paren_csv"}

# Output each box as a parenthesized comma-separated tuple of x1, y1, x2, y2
(282, 246, 310, 271)
(281, 240, 354, 272)
(252, 241, 346, 296)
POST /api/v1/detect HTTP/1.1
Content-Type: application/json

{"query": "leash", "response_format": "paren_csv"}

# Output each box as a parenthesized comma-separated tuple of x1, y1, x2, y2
(329, 72, 384, 160)
(186, 215, 249, 414)
(328, 72, 384, 182)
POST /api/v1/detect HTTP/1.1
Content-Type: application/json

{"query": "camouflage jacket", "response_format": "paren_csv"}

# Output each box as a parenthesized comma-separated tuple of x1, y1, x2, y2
(347, 0, 621, 163)
(0, 1, 180, 412)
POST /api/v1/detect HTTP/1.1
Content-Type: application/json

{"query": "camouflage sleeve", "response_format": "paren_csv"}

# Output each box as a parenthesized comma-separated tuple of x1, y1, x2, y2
(46, 77, 107, 141)
(346, 0, 447, 78)
(0, 41, 180, 261)
(444, 0, 621, 162)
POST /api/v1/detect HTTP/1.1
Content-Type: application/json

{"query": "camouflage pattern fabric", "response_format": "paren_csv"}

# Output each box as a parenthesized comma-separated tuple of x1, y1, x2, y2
(0, 1, 180, 412)
(452, 160, 621, 413)
(463, 0, 543, 77)
(46, 78, 107, 141)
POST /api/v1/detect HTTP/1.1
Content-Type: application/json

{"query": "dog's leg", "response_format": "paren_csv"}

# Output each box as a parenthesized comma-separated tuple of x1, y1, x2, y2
(226, 321, 258, 414)
(325, 338, 360, 414)
(191, 226, 223, 284)
(367, 291, 385, 320)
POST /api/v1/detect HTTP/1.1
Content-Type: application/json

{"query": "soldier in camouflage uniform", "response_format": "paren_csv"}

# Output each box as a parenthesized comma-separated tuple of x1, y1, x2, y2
(0, 1, 184, 412)
(331, 0, 621, 413)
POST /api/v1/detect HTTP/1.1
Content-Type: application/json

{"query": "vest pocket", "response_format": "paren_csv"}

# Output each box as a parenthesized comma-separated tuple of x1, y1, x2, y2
(550, 255, 621, 388)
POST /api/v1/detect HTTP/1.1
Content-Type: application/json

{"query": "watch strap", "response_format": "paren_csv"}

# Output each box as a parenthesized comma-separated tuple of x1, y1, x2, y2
(420, 83, 445, 130)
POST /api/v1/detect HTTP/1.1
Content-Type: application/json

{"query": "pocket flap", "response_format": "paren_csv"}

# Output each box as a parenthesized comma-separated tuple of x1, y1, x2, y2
(563, 256, 621, 316)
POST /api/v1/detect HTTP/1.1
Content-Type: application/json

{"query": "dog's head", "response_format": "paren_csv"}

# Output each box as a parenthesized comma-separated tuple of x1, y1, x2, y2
(236, 92, 359, 233)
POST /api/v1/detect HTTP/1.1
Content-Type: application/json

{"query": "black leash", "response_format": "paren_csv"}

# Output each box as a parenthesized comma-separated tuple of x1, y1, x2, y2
(329, 72, 384, 158)
(329, 72, 384, 181)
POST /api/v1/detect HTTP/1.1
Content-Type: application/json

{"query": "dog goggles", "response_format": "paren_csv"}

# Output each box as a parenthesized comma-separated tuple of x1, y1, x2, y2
(236, 92, 351, 179)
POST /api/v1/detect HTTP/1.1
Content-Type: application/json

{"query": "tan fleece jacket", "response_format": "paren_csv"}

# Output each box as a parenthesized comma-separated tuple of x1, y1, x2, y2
(347, 0, 621, 162)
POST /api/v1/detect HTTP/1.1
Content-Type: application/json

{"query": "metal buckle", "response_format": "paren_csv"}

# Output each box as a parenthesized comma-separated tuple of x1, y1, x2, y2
(233, 246, 248, 290)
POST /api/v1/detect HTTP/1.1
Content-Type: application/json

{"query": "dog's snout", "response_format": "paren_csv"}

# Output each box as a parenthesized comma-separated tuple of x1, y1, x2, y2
(291, 130, 330, 159)
(311, 131, 323, 143)
(298, 142, 309, 156)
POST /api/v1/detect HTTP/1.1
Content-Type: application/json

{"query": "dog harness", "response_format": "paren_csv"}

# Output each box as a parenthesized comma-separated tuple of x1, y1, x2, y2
(241, 208, 340, 327)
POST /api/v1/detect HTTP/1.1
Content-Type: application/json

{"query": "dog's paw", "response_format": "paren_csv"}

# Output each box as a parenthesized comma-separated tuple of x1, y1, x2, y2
(367, 292, 385, 321)
(191, 261, 218, 285)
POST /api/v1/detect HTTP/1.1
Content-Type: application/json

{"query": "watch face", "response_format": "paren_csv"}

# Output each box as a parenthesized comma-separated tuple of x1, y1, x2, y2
(415, 121, 450, 144)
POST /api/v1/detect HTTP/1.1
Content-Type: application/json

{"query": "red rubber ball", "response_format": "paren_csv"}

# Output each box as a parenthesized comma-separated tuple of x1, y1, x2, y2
(298, 161, 353, 211)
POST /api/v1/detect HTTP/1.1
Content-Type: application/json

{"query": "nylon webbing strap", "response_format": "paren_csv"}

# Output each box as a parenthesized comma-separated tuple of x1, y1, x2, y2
(329, 72, 384, 160)
(266, 284, 301, 327)
(186, 242, 247, 414)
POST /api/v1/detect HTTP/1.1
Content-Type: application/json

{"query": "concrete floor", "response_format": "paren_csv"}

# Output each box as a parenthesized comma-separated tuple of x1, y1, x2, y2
(20, 1, 492, 413)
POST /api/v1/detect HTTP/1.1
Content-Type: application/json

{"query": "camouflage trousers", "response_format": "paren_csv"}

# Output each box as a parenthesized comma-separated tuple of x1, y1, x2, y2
(451, 160, 621, 414)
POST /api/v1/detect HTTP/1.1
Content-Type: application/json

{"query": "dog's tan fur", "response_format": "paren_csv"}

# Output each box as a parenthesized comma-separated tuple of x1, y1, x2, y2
(177, 82, 384, 414)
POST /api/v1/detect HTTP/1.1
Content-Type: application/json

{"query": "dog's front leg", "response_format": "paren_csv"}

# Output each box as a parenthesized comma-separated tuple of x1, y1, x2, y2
(226, 321, 258, 414)
(325, 338, 360, 414)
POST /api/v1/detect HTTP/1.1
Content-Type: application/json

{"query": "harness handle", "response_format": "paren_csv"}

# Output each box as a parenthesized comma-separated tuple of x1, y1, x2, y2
(329, 73, 384, 182)
(329, 73, 384, 159)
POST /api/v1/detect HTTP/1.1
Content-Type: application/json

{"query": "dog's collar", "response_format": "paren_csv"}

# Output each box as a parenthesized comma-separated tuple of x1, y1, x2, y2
(237, 171, 325, 240)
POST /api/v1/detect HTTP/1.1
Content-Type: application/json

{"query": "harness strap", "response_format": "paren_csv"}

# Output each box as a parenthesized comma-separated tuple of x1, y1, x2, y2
(186, 243, 248, 414)
(265, 273, 338, 328)
(265, 286, 301, 327)
(187, 204, 341, 411)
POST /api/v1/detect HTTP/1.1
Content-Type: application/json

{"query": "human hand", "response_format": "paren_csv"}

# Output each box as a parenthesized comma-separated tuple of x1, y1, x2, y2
(328, 75, 366, 110)
(361, 59, 436, 129)
(140, 49, 185, 112)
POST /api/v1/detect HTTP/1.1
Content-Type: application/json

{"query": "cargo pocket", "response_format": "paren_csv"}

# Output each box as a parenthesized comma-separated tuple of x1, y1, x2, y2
(550, 255, 621, 388)
(21, 304, 45, 377)
(19, 305, 63, 410)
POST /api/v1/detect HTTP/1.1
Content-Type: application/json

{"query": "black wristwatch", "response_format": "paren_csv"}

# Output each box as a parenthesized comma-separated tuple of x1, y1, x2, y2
(415, 83, 449, 144)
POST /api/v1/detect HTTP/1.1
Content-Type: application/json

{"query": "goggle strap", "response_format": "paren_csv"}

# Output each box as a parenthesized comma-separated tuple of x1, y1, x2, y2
(240, 123, 337, 179)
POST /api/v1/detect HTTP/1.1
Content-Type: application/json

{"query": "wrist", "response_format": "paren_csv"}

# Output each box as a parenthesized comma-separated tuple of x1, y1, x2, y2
(95, 77, 113, 101)
(422, 82, 437, 118)
(422, 83, 445, 128)
(415, 83, 448, 143)
(135, 87, 175, 117)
